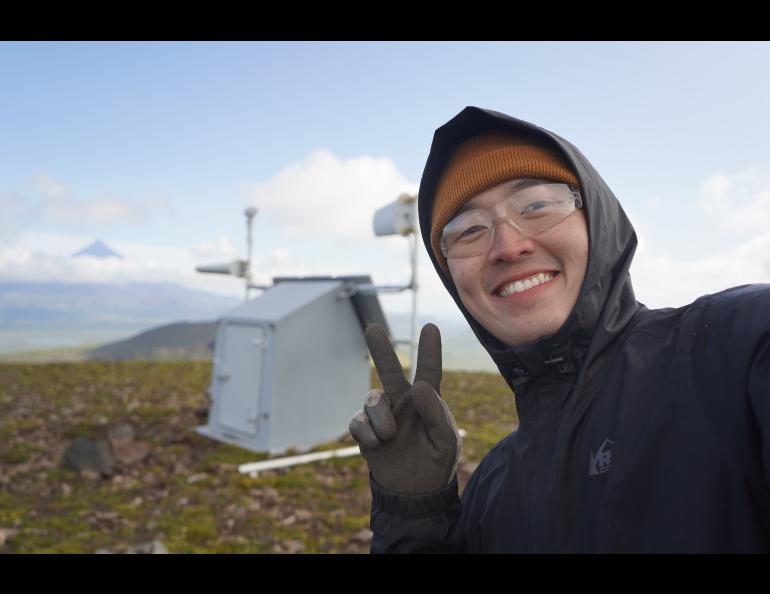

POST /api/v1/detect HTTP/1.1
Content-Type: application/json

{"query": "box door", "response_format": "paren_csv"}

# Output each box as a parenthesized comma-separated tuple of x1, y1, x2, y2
(216, 324, 267, 435)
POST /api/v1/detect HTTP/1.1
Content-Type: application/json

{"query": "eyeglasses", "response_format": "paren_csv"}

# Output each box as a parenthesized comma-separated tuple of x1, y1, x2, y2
(440, 181, 583, 259)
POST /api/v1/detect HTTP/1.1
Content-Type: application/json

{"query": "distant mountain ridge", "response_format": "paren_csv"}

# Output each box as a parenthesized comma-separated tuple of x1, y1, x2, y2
(79, 312, 497, 372)
(0, 282, 498, 372)
(0, 282, 241, 329)
(86, 321, 219, 361)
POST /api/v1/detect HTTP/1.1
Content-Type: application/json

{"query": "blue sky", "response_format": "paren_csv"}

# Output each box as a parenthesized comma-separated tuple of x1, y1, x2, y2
(2, 41, 770, 323)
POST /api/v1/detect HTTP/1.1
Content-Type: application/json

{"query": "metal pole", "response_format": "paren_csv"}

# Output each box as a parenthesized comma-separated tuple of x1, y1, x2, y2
(245, 210, 255, 302)
(409, 231, 419, 384)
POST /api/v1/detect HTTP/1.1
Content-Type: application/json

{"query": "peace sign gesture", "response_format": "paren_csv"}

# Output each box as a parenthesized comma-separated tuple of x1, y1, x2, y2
(349, 323, 461, 496)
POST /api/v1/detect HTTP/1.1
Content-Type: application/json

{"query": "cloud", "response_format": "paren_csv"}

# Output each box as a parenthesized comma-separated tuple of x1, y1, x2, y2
(191, 236, 241, 262)
(41, 192, 150, 228)
(41, 196, 149, 229)
(19, 171, 154, 230)
(631, 230, 770, 310)
(242, 149, 418, 243)
(0, 231, 318, 300)
(619, 168, 770, 309)
(698, 168, 770, 233)
(0, 191, 35, 243)
(31, 172, 72, 200)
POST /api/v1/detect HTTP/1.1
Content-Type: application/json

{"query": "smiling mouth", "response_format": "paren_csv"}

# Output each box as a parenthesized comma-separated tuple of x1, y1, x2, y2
(495, 272, 559, 297)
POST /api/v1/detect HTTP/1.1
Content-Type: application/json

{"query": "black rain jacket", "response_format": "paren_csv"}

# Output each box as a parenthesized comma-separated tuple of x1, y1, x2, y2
(369, 107, 770, 553)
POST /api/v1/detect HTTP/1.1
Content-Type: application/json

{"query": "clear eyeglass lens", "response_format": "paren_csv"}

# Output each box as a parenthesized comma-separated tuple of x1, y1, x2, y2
(441, 183, 580, 259)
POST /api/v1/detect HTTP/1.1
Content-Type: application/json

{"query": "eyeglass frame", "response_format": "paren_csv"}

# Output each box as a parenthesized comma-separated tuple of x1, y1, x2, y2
(440, 182, 584, 259)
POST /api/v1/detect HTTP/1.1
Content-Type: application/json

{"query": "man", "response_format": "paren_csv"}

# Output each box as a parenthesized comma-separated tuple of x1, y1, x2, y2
(349, 106, 770, 553)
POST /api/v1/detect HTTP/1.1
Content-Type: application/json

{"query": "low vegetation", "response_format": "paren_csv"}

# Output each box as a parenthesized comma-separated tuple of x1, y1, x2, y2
(0, 361, 517, 554)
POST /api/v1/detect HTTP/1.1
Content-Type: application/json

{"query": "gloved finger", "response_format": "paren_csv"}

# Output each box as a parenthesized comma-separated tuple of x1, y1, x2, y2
(364, 389, 396, 441)
(349, 409, 381, 450)
(413, 323, 442, 393)
(365, 323, 411, 404)
(411, 380, 459, 448)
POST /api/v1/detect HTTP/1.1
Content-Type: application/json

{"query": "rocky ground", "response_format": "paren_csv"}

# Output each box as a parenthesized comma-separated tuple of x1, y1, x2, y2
(0, 361, 517, 554)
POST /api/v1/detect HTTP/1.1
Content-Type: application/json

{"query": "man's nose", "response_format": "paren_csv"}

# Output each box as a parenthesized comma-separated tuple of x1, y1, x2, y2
(486, 217, 536, 263)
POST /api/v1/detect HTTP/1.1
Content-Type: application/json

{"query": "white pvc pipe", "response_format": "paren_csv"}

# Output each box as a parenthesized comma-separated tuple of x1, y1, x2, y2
(237, 429, 467, 479)
(237, 446, 361, 477)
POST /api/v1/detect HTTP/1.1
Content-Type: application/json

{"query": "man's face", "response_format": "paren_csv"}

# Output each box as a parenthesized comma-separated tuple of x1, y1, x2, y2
(446, 179, 589, 347)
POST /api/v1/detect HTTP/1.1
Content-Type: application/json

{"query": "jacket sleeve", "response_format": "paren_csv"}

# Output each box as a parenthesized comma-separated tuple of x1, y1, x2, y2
(748, 321, 770, 489)
(692, 285, 770, 489)
(368, 472, 470, 553)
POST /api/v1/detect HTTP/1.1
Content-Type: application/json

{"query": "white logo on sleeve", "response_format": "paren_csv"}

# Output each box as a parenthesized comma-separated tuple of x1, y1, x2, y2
(588, 438, 614, 476)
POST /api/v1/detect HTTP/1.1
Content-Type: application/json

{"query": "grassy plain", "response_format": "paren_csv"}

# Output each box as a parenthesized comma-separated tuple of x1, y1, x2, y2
(0, 361, 517, 554)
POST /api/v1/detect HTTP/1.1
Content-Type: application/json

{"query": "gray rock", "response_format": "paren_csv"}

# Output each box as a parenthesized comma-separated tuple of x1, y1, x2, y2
(282, 540, 306, 554)
(61, 438, 114, 477)
(111, 441, 151, 466)
(0, 528, 19, 548)
(186, 472, 208, 485)
(108, 424, 135, 444)
(126, 540, 169, 554)
(294, 509, 313, 522)
(262, 487, 280, 503)
(352, 529, 373, 543)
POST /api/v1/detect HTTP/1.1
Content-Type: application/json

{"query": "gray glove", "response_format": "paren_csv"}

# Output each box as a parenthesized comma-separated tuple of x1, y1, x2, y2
(349, 323, 461, 496)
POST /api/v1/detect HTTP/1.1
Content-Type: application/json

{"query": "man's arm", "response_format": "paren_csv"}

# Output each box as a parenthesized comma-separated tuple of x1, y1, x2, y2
(369, 473, 467, 554)
(748, 330, 770, 488)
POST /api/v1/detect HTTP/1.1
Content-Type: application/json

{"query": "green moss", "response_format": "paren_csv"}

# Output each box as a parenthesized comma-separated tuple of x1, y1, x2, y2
(0, 441, 44, 465)
(10, 418, 45, 434)
(62, 422, 104, 441)
(132, 405, 178, 421)
(200, 444, 268, 468)
(155, 504, 220, 551)
(0, 492, 27, 524)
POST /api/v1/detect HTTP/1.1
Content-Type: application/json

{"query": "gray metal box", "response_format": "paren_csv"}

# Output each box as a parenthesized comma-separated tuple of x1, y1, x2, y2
(195, 277, 387, 454)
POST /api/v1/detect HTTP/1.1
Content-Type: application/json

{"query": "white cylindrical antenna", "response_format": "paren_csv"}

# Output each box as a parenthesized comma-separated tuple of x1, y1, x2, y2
(373, 194, 415, 237)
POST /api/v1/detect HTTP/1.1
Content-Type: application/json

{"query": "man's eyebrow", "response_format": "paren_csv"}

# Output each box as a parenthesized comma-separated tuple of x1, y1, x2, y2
(454, 179, 542, 216)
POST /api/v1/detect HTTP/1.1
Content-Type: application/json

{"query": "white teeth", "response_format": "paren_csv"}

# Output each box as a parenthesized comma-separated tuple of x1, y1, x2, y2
(497, 272, 555, 297)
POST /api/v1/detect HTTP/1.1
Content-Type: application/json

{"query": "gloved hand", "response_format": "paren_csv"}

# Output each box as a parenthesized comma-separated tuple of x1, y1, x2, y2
(349, 323, 461, 496)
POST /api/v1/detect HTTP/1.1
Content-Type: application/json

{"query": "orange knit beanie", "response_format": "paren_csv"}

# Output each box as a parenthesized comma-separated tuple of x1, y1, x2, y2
(430, 130, 581, 275)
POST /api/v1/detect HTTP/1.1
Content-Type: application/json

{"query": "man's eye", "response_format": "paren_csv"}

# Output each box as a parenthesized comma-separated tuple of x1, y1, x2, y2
(521, 200, 560, 215)
(458, 225, 487, 240)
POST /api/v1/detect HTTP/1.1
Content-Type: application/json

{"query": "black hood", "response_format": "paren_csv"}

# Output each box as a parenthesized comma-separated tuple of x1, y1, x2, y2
(418, 107, 642, 394)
